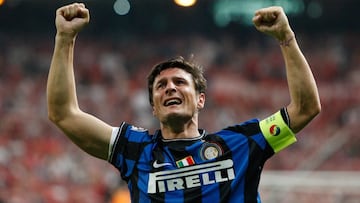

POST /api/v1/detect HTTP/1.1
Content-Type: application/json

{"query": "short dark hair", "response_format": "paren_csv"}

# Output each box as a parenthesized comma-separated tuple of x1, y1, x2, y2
(147, 56, 207, 106)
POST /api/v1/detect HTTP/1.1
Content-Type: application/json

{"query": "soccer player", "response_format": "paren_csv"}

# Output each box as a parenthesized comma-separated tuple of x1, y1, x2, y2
(47, 3, 321, 202)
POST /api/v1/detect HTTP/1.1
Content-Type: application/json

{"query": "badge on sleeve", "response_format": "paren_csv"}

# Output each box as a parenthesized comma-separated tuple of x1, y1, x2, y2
(259, 111, 297, 153)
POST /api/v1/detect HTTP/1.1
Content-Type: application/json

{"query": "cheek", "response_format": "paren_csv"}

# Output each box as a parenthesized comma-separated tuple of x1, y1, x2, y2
(152, 93, 162, 111)
(152, 102, 162, 117)
(152, 91, 161, 104)
(188, 95, 200, 109)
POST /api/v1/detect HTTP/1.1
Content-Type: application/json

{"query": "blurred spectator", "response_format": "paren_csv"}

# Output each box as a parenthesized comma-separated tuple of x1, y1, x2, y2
(0, 31, 359, 202)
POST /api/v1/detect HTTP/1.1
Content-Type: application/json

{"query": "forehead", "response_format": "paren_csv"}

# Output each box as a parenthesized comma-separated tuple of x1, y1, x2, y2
(154, 67, 193, 82)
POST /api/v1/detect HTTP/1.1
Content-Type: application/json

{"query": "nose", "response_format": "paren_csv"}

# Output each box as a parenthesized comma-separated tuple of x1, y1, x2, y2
(165, 82, 176, 95)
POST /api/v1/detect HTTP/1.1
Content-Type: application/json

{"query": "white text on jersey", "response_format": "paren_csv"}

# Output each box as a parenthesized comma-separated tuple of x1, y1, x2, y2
(147, 159, 235, 193)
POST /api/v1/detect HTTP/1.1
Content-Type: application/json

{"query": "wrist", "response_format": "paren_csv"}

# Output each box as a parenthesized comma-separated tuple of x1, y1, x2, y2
(278, 31, 295, 47)
(55, 32, 77, 44)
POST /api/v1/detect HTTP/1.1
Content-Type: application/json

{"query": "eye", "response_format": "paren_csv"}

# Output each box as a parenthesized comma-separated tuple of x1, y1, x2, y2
(156, 82, 165, 89)
(175, 79, 186, 85)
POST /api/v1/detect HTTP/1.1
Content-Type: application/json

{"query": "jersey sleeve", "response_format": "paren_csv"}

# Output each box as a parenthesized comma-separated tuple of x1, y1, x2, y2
(259, 110, 296, 153)
(107, 122, 152, 181)
(108, 127, 120, 161)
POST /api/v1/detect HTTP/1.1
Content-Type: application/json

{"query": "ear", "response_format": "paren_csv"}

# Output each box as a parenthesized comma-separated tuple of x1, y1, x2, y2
(197, 93, 206, 109)
(152, 105, 157, 117)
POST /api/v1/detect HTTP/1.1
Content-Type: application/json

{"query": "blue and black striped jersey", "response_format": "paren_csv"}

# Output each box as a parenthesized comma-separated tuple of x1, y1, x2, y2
(108, 110, 296, 203)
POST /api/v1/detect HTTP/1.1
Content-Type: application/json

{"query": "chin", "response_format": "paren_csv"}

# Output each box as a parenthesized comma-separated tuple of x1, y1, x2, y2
(162, 112, 192, 123)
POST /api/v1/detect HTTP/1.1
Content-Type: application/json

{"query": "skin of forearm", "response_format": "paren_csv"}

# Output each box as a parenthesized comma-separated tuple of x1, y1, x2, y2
(281, 36, 321, 132)
(47, 36, 79, 122)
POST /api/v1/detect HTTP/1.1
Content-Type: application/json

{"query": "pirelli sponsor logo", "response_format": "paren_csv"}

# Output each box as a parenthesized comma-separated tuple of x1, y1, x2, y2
(148, 159, 235, 193)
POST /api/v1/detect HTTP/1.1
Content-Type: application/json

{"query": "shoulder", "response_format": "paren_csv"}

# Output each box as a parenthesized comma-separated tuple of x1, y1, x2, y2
(220, 118, 261, 137)
(115, 122, 155, 142)
(108, 122, 156, 165)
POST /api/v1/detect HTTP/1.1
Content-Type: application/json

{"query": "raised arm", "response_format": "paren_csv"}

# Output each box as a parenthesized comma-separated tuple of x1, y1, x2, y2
(253, 6, 321, 133)
(47, 3, 112, 160)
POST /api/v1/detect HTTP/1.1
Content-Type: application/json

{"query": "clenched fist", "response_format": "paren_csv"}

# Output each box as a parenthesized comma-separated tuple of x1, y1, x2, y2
(55, 3, 90, 38)
(252, 6, 293, 42)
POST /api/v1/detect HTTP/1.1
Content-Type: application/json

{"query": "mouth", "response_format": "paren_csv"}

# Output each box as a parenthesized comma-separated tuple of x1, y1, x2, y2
(163, 98, 182, 106)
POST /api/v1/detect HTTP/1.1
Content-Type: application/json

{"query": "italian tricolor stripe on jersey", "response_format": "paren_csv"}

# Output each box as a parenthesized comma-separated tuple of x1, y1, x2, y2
(176, 156, 195, 168)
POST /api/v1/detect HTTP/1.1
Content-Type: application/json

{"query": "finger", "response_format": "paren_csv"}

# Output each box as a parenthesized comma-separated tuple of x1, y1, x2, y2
(255, 12, 277, 23)
(58, 3, 87, 21)
(252, 14, 262, 27)
(254, 7, 280, 22)
(263, 12, 277, 23)
(72, 3, 88, 18)
(65, 4, 80, 20)
(77, 6, 90, 20)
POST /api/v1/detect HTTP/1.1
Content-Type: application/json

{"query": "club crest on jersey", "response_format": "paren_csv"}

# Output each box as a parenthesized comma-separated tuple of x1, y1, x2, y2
(200, 142, 223, 161)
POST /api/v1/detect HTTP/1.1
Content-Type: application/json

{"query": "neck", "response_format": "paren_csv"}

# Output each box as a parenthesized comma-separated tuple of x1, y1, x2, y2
(160, 116, 200, 140)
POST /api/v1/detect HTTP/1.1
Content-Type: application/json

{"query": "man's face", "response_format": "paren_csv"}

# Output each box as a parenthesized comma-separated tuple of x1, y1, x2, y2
(151, 68, 205, 123)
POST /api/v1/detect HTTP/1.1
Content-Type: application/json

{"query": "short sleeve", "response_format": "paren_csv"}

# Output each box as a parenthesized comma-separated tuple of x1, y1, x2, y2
(108, 127, 120, 161)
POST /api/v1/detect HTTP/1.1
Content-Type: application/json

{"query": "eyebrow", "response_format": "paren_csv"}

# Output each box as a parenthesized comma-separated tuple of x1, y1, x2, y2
(154, 75, 188, 86)
(159, 74, 188, 81)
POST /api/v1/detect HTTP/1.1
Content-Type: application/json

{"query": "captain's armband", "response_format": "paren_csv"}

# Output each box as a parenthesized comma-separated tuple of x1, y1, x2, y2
(259, 110, 296, 153)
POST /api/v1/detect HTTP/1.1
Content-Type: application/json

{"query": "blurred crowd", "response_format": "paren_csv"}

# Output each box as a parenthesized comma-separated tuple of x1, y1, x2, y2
(0, 31, 359, 202)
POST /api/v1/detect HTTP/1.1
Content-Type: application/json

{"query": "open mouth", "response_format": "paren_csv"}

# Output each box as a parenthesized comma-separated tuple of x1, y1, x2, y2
(164, 98, 182, 106)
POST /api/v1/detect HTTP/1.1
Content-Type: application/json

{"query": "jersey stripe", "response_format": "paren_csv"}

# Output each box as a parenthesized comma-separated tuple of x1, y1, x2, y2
(204, 133, 233, 202)
(109, 115, 294, 203)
